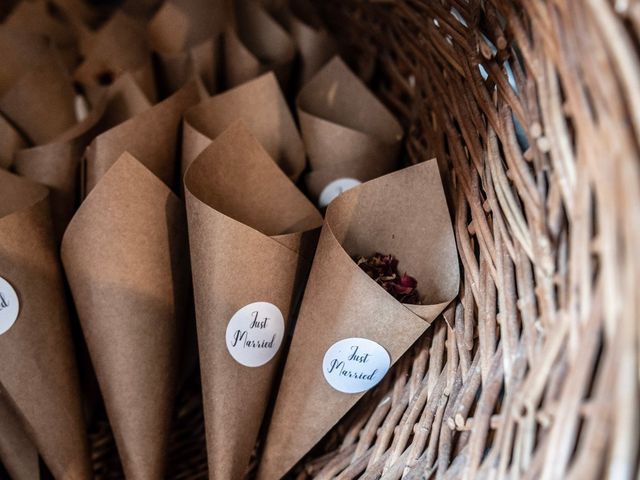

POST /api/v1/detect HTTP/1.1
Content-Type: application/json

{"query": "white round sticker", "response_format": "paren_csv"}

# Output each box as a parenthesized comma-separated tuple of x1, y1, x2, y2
(322, 338, 391, 394)
(0, 277, 19, 335)
(225, 302, 285, 367)
(318, 178, 362, 208)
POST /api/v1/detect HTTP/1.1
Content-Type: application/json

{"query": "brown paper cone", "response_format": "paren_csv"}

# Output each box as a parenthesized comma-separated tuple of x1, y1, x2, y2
(84, 79, 202, 195)
(184, 121, 322, 479)
(148, 0, 231, 94)
(297, 56, 404, 200)
(171, 0, 232, 44)
(13, 72, 152, 240)
(74, 11, 156, 104)
(0, 391, 39, 480)
(148, 2, 190, 56)
(224, 0, 295, 88)
(158, 37, 220, 95)
(3, 0, 78, 69)
(257, 160, 460, 479)
(280, 0, 337, 85)
(0, 169, 91, 480)
(182, 72, 305, 180)
(61, 152, 191, 479)
(0, 57, 76, 145)
(0, 26, 55, 96)
(0, 113, 27, 169)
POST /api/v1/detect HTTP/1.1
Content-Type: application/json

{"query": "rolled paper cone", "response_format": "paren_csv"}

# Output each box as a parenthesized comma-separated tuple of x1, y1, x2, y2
(0, 57, 76, 145)
(224, 0, 295, 88)
(147, 2, 190, 54)
(170, 0, 232, 45)
(0, 113, 27, 169)
(74, 11, 156, 104)
(96, 71, 154, 129)
(182, 72, 305, 180)
(3, 0, 78, 69)
(155, 37, 220, 96)
(184, 121, 322, 480)
(297, 56, 404, 200)
(148, 0, 231, 94)
(0, 26, 55, 96)
(61, 153, 191, 480)
(0, 169, 91, 480)
(257, 160, 460, 479)
(280, 0, 337, 85)
(13, 72, 152, 240)
(0, 391, 39, 480)
(84, 79, 203, 195)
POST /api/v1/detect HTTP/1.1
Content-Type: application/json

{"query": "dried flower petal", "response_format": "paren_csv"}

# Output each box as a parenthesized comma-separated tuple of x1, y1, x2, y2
(353, 253, 421, 304)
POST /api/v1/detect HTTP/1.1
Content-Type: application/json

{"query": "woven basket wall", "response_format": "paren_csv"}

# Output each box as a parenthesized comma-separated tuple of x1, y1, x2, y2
(85, 1, 640, 479)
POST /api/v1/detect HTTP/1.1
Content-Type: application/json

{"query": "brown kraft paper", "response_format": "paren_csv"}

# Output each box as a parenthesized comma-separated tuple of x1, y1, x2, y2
(0, 169, 91, 479)
(297, 56, 404, 202)
(224, 0, 295, 88)
(3, 0, 79, 69)
(74, 11, 157, 104)
(13, 72, 152, 240)
(184, 121, 322, 480)
(0, 389, 39, 480)
(0, 113, 27, 170)
(277, 0, 337, 85)
(0, 57, 77, 145)
(257, 160, 460, 479)
(83, 79, 203, 195)
(61, 153, 191, 480)
(147, 0, 232, 94)
(0, 26, 55, 97)
(182, 72, 305, 180)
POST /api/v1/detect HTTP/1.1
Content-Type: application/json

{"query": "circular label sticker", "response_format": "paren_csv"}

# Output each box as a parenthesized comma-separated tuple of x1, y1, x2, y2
(0, 277, 19, 335)
(225, 302, 285, 367)
(322, 338, 391, 394)
(318, 178, 362, 208)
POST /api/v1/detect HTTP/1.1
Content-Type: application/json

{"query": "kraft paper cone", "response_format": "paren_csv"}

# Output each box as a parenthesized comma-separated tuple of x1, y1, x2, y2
(0, 169, 91, 479)
(0, 26, 54, 96)
(13, 73, 152, 239)
(0, 113, 26, 169)
(84, 79, 202, 195)
(184, 121, 322, 480)
(74, 11, 156, 104)
(297, 56, 404, 200)
(170, 0, 232, 44)
(224, 0, 295, 88)
(280, 0, 336, 85)
(0, 57, 76, 145)
(258, 160, 460, 479)
(148, 0, 231, 94)
(0, 391, 39, 480)
(182, 72, 305, 180)
(3, 0, 78, 68)
(62, 153, 190, 479)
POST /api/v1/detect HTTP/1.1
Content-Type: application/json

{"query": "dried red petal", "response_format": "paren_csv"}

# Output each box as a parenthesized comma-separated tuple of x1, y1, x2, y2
(354, 253, 421, 304)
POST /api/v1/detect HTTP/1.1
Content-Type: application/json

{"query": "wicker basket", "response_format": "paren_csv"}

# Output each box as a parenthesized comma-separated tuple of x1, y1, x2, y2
(80, 0, 640, 478)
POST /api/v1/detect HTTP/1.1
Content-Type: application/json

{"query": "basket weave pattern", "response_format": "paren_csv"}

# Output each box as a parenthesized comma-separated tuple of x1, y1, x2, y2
(87, 1, 640, 478)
